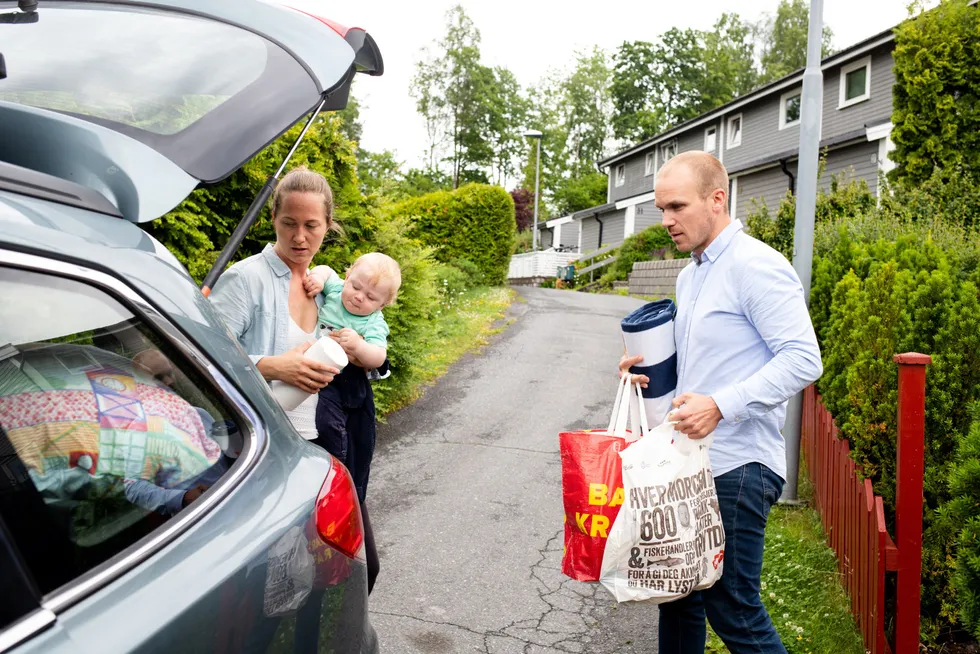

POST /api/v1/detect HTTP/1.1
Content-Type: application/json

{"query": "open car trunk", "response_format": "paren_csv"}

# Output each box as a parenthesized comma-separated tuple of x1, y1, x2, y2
(0, 0, 383, 222)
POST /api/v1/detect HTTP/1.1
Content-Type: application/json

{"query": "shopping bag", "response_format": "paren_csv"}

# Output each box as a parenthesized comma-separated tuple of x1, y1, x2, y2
(621, 299, 677, 424)
(559, 375, 648, 582)
(599, 418, 725, 603)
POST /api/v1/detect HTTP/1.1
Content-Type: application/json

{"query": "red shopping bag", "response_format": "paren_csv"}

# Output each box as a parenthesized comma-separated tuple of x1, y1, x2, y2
(559, 376, 639, 581)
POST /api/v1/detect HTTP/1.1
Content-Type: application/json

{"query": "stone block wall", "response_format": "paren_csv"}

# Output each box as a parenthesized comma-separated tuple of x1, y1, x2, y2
(627, 259, 692, 298)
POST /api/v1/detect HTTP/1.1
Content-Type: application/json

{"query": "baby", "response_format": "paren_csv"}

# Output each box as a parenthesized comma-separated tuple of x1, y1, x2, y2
(303, 252, 401, 503)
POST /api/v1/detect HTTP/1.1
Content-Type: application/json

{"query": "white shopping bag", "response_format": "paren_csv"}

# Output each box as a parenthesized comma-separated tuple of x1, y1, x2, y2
(599, 413, 726, 603)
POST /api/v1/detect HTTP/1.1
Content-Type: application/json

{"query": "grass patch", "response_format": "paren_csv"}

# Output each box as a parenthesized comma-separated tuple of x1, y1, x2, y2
(374, 286, 514, 416)
(706, 500, 865, 653)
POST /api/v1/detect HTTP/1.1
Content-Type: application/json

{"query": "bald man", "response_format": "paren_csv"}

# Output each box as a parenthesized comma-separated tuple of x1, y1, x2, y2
(620, 152, 822, 653)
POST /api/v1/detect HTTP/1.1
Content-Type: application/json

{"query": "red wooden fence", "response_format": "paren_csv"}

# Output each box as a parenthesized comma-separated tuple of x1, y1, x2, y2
(800, 353, 930, 654)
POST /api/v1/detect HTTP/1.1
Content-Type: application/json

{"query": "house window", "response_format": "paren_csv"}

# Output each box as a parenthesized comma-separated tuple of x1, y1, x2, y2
(780, 89, 802, 129)
(660, 140, 678, 165)
(839, 56, 871, 108)
(727, 114, 742, 148)
(615, 164, 626, 187)
(644, 152, 655, 176)
(704, 126, 717, 152)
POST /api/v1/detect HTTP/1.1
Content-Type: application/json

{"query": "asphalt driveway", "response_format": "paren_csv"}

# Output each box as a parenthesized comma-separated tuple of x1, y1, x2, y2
(368, 287, 661, 653)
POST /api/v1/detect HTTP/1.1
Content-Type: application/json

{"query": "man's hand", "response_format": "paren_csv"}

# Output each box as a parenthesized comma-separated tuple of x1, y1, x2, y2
(618, 354, 649, 388)
(303, 272, 325, 298)
(182, 484, 210, 507)
(669, 393, 722, 439)
(330, 328, 363, 356)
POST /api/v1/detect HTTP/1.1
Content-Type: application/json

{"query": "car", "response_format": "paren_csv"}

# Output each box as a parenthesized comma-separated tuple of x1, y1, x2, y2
(0, 1, 383, 652)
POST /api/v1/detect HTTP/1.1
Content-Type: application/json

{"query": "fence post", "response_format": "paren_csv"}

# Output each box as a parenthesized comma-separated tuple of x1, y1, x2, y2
(892, 352, 931, 654)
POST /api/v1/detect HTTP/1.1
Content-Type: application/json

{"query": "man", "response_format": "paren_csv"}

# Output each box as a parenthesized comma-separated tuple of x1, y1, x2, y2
(620, 151, 822, 653)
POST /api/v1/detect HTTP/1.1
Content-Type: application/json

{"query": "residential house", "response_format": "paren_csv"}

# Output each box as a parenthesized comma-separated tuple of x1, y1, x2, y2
(575, 25, 897, 253)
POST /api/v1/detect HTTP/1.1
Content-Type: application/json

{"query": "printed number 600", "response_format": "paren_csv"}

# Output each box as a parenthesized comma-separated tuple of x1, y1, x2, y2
(640, 506, 678, 541)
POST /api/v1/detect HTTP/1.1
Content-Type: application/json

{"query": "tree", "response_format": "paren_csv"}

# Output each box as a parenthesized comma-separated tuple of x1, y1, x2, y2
(559, 48, 614, 176)
(890, 0, 980, 187)
(485, 66, 530, 185)
(756, 0, 834, 83)
(552, 172, 608, 216)
(358, 149, 402, 197)
(701, 14, 759, 107)
(611, 15, 758, 144)
(411, 5, 525, 188)
(511, 187, 534, 231)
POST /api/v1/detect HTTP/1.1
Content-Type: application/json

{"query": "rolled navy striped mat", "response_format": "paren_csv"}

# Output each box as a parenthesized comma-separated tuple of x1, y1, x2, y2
(621, 299, 677, 424)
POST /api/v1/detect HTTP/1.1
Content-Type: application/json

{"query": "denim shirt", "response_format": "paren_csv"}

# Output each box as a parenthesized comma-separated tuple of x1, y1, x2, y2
(209, 244, 323, 367)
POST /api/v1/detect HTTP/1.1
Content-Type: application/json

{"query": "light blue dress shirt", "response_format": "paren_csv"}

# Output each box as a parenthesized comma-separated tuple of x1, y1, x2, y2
(674, 220, 823, 480)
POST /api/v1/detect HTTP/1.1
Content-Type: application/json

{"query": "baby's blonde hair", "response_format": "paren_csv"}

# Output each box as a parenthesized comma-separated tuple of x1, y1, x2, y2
(351, 252, 402, 305)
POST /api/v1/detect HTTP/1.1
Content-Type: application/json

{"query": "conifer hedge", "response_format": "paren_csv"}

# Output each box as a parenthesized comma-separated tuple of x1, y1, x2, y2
(391, 183, 516, 285)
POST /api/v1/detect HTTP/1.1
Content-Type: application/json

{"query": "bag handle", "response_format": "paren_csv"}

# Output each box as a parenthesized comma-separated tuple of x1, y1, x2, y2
(606, 373, 630, 433)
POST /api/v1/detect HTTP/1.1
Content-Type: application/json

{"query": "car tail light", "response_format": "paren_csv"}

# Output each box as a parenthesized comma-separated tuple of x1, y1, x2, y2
(314, 456, 364, 560)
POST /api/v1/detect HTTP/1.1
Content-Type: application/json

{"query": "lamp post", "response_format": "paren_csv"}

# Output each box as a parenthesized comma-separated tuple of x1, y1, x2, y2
(523, 129, 543, 251)
(781, 0, 824, 503)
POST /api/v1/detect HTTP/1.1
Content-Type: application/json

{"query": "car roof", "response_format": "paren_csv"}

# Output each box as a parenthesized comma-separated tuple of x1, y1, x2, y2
(0, 0, 383, 223)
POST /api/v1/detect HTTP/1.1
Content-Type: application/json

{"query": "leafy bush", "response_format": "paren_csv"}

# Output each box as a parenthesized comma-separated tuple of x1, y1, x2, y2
(596, 225, 680, 286)
(392, 183, 516, 285)
(890, 0, 980, 187)
(745, 173, 876, 262)
(936, 408, 980, 642)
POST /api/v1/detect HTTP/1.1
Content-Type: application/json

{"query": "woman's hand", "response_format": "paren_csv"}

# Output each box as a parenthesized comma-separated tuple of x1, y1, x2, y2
(257, 342, 338, 393)
(619, 353, 649, 388)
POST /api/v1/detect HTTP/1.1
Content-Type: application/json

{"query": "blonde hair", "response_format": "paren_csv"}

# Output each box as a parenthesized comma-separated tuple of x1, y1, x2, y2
(270, 166, 341, 233)
(661, 151, 730, 204)
(351, 252, 402, 305)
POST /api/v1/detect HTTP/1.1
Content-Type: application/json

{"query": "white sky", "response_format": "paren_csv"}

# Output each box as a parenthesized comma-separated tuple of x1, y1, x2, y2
(286, 0, 916, 172)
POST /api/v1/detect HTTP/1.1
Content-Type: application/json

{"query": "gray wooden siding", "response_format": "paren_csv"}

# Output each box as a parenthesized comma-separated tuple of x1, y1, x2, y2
(610, 152, 655, 202)
(820, 140, 881, 195)
(600, 209, 627, 247)
(822, 47, 894, 143)
(581, 216, 600, 253)
(538, 227, 554, 249)
(734, 140, 883, 224)
(613, 44, 895, 181)
(558, 221, 581, 251)
(734, 166, 793, 224)
(635, 200, 661, 233)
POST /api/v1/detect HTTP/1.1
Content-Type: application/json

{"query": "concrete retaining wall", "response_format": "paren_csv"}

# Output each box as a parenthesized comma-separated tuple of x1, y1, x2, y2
(628, 259, 692, 298)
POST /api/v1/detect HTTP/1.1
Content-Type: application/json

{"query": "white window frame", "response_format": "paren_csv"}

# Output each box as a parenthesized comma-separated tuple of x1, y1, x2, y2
(644, 152, 655, 177)
(839, 55, 872, 109)
(727, 114, 743, 149)
(779, 89, 802, 130)
(615, 163, 626, 187)
(659, 139, 678, 165)
(704, 126, 717, 152)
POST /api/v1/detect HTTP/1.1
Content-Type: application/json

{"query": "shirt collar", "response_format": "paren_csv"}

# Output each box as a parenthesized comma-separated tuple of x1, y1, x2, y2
(262, 243, 291, 278)
(691, 219, 743, 265)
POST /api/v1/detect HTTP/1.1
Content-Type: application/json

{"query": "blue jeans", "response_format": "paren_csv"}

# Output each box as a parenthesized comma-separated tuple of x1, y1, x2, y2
(658, 463, 786, 653)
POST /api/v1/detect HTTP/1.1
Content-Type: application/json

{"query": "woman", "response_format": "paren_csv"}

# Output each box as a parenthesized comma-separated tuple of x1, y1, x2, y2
(209, 167, 380, 593)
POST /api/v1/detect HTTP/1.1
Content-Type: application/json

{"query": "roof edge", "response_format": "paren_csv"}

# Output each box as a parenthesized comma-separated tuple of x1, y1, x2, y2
(599, 25, 898, 168)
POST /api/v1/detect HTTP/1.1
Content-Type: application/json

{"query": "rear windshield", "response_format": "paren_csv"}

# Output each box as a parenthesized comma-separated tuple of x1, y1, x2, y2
(0, 5, 267, 135)
(0, 2, 320, 182)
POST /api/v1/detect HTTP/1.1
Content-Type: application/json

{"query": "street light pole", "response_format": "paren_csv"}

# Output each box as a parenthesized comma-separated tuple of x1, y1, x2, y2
(523, 129, 543, 252)
(781, 0, 824, 503)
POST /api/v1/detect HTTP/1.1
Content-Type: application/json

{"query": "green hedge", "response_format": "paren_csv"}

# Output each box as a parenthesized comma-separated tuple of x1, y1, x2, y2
(747, 177, 980, 644)
(392, 183, 516, 285)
